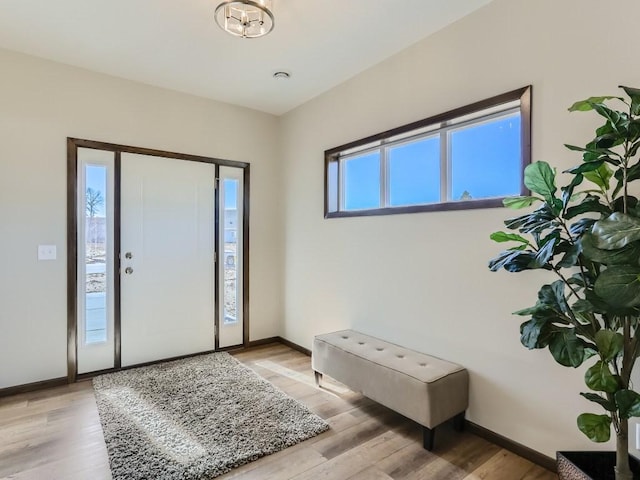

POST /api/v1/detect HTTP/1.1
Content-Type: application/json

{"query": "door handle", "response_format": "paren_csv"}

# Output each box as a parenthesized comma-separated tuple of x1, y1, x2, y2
(124, 267, 133, 275)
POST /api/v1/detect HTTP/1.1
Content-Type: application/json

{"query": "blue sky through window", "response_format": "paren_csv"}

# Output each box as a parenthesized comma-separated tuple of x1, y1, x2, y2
(389, 136, 440, 206)
(344, 152, 380, 210)
(450, 113, 521, 200)
(341, 112, 521, 209)
(224, 179, 238, 209)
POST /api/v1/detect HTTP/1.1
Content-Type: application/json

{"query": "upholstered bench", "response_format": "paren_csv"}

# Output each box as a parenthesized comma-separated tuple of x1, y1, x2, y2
(312, 329, 469, 450)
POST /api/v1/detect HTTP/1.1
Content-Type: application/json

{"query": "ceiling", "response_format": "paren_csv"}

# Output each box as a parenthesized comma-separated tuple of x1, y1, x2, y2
(0, 0, 493, 115)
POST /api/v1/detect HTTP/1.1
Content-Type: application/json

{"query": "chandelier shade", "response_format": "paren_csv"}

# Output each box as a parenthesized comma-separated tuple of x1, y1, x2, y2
(214, 0, 274, 39)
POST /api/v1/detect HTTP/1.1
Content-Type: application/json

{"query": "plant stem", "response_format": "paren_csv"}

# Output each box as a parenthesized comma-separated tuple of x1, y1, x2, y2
(615, 421, 633, 480)
(623, 104, 632, 215)
(552, 267, 582, 301)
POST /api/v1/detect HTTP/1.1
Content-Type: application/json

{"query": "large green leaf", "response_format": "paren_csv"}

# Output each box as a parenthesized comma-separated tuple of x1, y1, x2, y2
(504, 204, 558, 234)
(614, 161, 640, 193)
(502, 196, 542, 209)
(580, 392, 616, 412)
(585, 360, 619, 392)
(537, 281, 569, 314)
(594, 133, 624, 149)
(594, 330, 623, 362)
(570, 218, 597, 237)
(592, 213, 640, 250)
(577, 413, 611, 442)
(549, 330, 586, 367)
(520, 318, 554, 349)
(488, 249, 540, 272)
(572, 299, 595, 314)
(615, 390, 640, 419)
(569, 97, 623, 112)
(581, 233, 640, 266)
(583, 163, 613, 190)
(593, 265, 640, 308)
(564, 160, 605, 175)
(524, 162, 556, 205)
(621, 85, 640, 116)
(584, 290, 613, 314)
(529, 235, 557, 269)
(591, 104, 625, 133)
(630, 141, 640, 159)
(490, 231, 529, 245)
(630, 121, 640, 143)
(564, 198, 611, 219)
(557, 243, 581, 268)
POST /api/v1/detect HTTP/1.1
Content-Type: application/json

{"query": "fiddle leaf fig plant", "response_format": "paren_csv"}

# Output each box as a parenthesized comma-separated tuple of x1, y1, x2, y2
(489, 86, 640, 480)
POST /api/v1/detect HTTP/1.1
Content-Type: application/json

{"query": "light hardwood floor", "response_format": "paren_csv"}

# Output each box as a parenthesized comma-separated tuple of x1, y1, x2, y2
(0, 344, 557, 480)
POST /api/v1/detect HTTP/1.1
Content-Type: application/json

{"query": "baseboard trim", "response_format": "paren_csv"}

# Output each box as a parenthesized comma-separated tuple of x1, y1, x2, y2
(465, 420, 556, 472)
(248, 337, 281, 348)
(276, 336, 311, 356)
(0, 377, 68, 398)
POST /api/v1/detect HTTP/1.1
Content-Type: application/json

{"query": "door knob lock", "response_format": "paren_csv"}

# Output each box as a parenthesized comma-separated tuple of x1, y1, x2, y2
(124, 267, 133, 274)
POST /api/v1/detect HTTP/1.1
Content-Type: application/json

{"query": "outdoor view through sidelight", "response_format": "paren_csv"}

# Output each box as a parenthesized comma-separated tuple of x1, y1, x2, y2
(84, 165, 108, 344)
(223, 178, 239, 324)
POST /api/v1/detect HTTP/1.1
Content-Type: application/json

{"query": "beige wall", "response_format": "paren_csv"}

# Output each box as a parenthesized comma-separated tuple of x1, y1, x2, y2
(0, 48, 283, 388)
(279, 0, 640, 457)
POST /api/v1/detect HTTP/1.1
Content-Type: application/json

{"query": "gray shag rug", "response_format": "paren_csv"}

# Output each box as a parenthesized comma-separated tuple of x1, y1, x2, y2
(93, 352, 329, 480)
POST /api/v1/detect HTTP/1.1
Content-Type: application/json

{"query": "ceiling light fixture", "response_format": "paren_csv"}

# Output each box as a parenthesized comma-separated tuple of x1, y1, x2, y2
(273, 71, 290, 79)
(214, 0, 274, 39)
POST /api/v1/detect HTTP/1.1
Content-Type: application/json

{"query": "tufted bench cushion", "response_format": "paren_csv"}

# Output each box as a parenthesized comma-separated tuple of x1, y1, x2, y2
(312, 329, 469, 450)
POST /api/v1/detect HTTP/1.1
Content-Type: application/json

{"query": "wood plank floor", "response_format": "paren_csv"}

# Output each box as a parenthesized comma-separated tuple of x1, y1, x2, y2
(0, 344, 557, 480)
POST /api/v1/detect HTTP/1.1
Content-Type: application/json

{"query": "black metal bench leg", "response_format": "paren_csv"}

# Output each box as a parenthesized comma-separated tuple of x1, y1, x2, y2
(314, 371, 322, 387)
(453, 412, 465, 432)
(422, 426, 434, 451)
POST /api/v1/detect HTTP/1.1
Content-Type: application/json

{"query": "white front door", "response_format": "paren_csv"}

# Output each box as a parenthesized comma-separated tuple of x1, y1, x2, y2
(120, 153, 216, 366)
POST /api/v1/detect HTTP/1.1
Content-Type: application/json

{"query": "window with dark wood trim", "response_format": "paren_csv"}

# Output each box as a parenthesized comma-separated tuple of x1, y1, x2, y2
(324, 86, 531, 218)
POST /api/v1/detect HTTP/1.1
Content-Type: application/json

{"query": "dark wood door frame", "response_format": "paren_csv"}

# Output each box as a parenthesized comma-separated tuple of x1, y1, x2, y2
(67, 138, 250, 382)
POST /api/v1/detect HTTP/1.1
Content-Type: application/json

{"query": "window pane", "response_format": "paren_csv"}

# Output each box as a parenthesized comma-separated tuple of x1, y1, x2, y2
(223, 179, 239, 325)
(343, 152, 380, 210)
(450, 113, 521, 201)
(85, 165, 107, 344)
(389, 136, 440, 206)
(327, 161, 338, 213)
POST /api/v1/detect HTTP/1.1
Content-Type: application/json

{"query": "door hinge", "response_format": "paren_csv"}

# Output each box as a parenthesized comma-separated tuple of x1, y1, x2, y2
(214, 177, 220, 188)
(213, 251, 217, 263)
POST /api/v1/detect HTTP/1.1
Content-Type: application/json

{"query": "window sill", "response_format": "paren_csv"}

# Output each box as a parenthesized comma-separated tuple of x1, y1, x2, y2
(325, 197, 506, 218)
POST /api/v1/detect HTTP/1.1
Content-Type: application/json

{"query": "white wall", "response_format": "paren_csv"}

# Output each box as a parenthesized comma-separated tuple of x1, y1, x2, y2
(280, 0, 640, 457)
(0, 48, 283, 389)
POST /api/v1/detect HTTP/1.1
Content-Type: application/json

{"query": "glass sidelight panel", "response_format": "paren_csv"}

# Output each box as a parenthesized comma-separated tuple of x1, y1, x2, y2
(84, 165, 108, 344)
(218, 166, 244, 348)
(223, 178, 239, 325)
(77, 148, 115, 374)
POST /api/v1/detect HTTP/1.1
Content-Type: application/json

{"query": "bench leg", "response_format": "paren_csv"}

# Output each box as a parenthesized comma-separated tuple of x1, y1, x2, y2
(453, 412, 465, 432)
(314, 371, 322, 387)
(422, 426, 435, 451)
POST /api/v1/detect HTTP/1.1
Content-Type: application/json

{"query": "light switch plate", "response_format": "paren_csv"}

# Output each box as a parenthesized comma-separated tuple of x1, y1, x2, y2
(38, 245, 57, 260)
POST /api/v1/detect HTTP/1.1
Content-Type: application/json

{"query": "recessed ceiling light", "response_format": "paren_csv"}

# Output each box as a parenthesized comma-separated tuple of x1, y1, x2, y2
(273, 71, 291, 79)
